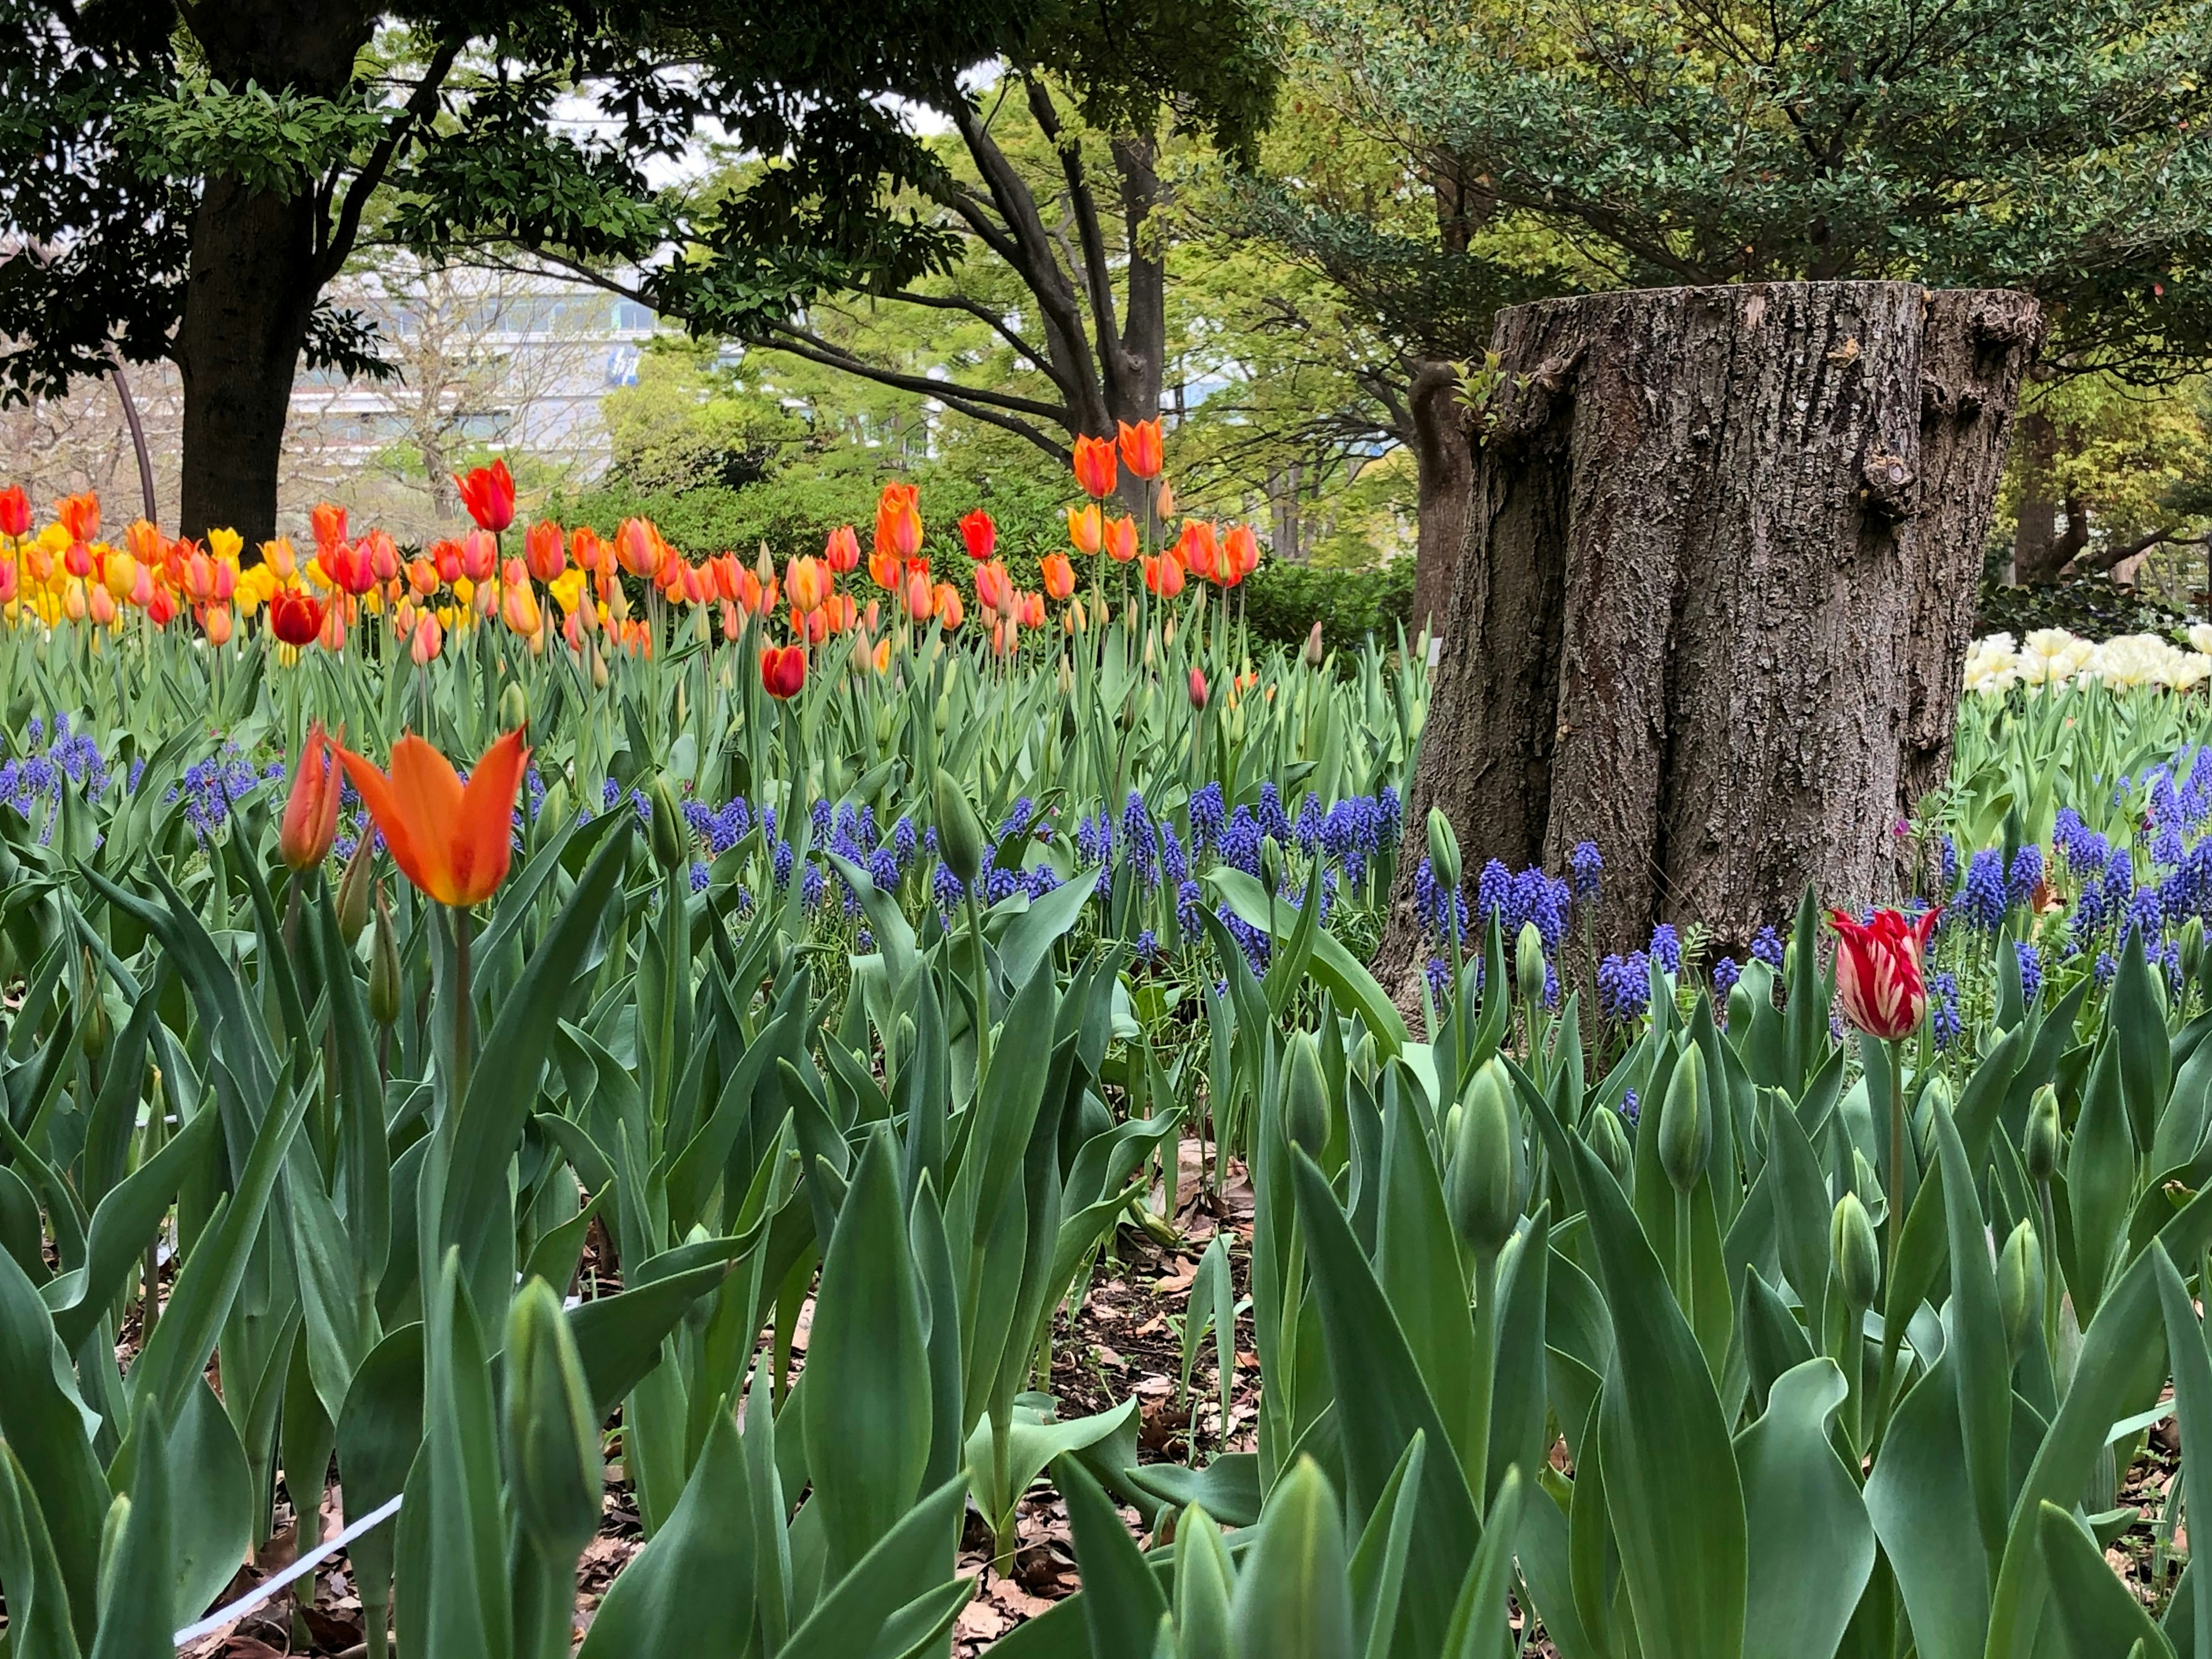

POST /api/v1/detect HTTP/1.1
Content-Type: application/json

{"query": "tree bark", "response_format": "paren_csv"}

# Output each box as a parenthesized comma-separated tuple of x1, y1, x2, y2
(1408, 359, 1475, 640)
(176, 179, 324, 544)
(1377, 282, 2038, 994)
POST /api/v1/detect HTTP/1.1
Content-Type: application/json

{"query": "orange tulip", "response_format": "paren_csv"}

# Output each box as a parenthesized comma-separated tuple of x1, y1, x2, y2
(411, 613, 445, 664)
(1040, 552, 1076, 601)
(974, 560, 1010, 615)
(56, 491, 99, 544)
(364, 529, 400, 582)
(905, 569, 934, 622)
(1156, 480, 1177, 520)
(1176, 520, 1218, 580)
(933, 584, 963, 629)
(203, 604, 234, 646)
(124, 518, 163, 565)
(1103, 515, 1138, 563)
(1143, 551, 1187, 598)
(281, 723, 344, 872)
(571, 526, 604, 571)
(460, 529, 498, 584)
(1071, 434, 1117, 499)
(338, 729, 529, 909)
(1018, 590, 1045, 628)
(1118, 418, 1164, 480)
(310, 502, 347, 550)
(525, 520, 567, 582)
(1066, 504, 1102, 556)
(616, 516, 662, 579)
(871, 637, 893, 674)
(824, 524, 861, 573)
(868, 546, 902, 590)
(787, 555, 830, 613)
(1222, 522, 1260, 585)
(874, 483, 923, 561)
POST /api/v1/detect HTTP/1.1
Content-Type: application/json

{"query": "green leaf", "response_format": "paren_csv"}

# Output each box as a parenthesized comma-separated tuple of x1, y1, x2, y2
(1060, 1452, 1171, 1659)
(577, 1401, 756, 1659)
(1208, 869, 1408, 1057)
(2152, 1245, 2212, 1659)
(2036, 1501, 2175, 1659)
(0, 1438, 82, 1659)
(2113, 927, 2172, 1153)
(88, 1397, 173, 1659)
(1735, 1359, 1873, 1659)
(805, 1127, 932, 1582)
(1347, 1433, 1426, 1659)
(1574, 1137, 1748, 1659)
(1933, 1100, 2012, 1574)
(778, 1475, 967, 1659)
(1232, 1455, 1357, 1659)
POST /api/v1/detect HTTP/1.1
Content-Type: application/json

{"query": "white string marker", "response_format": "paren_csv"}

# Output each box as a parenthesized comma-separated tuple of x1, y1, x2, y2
(172, 1493, 404, 1648)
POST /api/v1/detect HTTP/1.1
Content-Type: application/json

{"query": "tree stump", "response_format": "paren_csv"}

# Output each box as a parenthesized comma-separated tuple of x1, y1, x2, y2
(1378, 281, 2040, 991)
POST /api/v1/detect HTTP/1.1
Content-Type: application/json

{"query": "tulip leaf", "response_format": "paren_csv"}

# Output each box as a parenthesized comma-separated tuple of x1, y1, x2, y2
(578, 1401, 756, 1659)
(0, 1438, 82, 1659)
(0, 1242, 107, 1639)
(1231, 1455, 1358, 1659)
(2035, 1501, 2174, 1659)
(1934, 1101, 2012, 1575)
(1573, 1136, 1748, 1659)
(1736, 1358, 1873, 1659)
(778, 1474, 968, 1659)
(1060, 1452, 1172, 1659)
(1208, 869, 1407, 1057)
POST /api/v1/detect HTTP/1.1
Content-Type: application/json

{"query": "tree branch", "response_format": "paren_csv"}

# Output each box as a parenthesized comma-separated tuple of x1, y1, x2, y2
(312, 32, 465, 289)
(1024, 76, 1126, 411)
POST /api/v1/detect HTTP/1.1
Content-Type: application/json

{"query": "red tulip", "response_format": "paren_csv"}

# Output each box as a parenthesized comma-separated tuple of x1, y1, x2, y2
(1118, 418, 1164, 481)
(1072, 434, 1118, 500)
(760, 643, 807, 699)
(281, 723, 343, 872)
(454, 459, 516, 533)
(0, 486, 31, 539)
(270, 589, 324, 647)
(1188, 666, 1209, 710)
(1827, 907, 1941, 1040)
(339, 729, 529, 909)
(959, 509, 997, 562)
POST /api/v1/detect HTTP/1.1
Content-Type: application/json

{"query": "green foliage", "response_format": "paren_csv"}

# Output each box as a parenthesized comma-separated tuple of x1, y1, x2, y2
(1239, 557, 1415, 652)
(1974, 573, 2188, 641)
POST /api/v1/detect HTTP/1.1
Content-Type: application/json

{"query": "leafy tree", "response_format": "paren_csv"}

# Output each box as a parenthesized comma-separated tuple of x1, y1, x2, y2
(0, 0, 1049, 541)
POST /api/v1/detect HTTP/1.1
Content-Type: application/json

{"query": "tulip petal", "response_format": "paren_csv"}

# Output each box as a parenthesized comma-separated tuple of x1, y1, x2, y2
(338, 742, 451, 905)
(449, 728, 529, 907)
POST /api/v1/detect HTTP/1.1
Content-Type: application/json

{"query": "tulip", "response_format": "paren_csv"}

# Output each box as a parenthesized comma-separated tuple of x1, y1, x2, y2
(281, 723, 344, 872)
(56, 491, 99, 544)
(1040, 552, 1076, 601)
(411, 613, 444, 664)
(319, 602, 349, 653)
(1177, 520, 1218, 580)
(1103, 514, 1138, 563)
(365, 528, 400, 582)
(1142, 551, 1187, 598)
(525, 520, 567, 582)
(974, 561, 1010, 615)
(87, 583, 116, 626)
(824, 523, 861, 573)
(460, 529, 498, 583)
(1018, 590, 1044, 628)
(1066, 504, 1103, 556)
(143, 585, 174, 626)
(1156, 479, 1176, 520)
(503, 580, 544, 638)
(1222, 523, 1260, 586)
(1188, 666, 1208, 709)
(270, 589, 323, 647)
(64, 540, 93, 579)
(202, 604, 234, 646)
(338, 728, 529, 910)
(959, 508, 997, 562)
(868, 547, 902, 590)
(875, 482, 923, 560)
(1118, 417, 1164, 480)
(1071, 434, 1118, 499)
(0, 486, 28, 539)
(615, 516, 661, 578)
(570, 526, 604, 571)
(760, 643, 806, 699)
(1827, 907, 1939, 1041)
(933, 584, 963, 630)
(871, 637, 892, 674)
(310, 502, 347, 549)
(787, 555, 830, 613)
(454, 458, 516, 533)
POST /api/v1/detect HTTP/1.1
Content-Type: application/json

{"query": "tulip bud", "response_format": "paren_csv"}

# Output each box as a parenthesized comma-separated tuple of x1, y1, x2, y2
(2186, 918, 2206, 986)
(2025, 1084, 2062, 1183)
(1830, 1191, 1881, 1309)
(590, 649, 609, 691)
(1586, 1103, 1633, 1185)
(934, 773, 986, 891)
(368, 887, 401, 1028)
(1189, 666, 1209, 710)
(1447, 1059, 1521, 1255)
(1284, 1029, 1330, 1158)
(1914, 1074, 1952, 1168)
(1303, 619, 1325, 669)
(1657, 1046, 1709, 1195)
(499, 680, 528, 732)
(538, 778, 571, 846)
(335, 832, 374, 945)
(1997, 1219, 2043, 1355)
(648, 774, 686, 873)
(1260, 836, 1285, 896)
(1516, 922, 1547, 1007)
(1852, 1147, 1881, 1209)
(79, 952, 109, 1058)
(1426, 808, 1461, 900)
(504, 1278, 604, 1561)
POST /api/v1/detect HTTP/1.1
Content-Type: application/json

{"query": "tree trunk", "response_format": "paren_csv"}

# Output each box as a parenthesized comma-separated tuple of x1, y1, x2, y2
(175, 179, 323, 544)
(1376, 282, 2038, 994)
(2010, 409, 2064, 584)
(1408, 359, 1475, 641)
